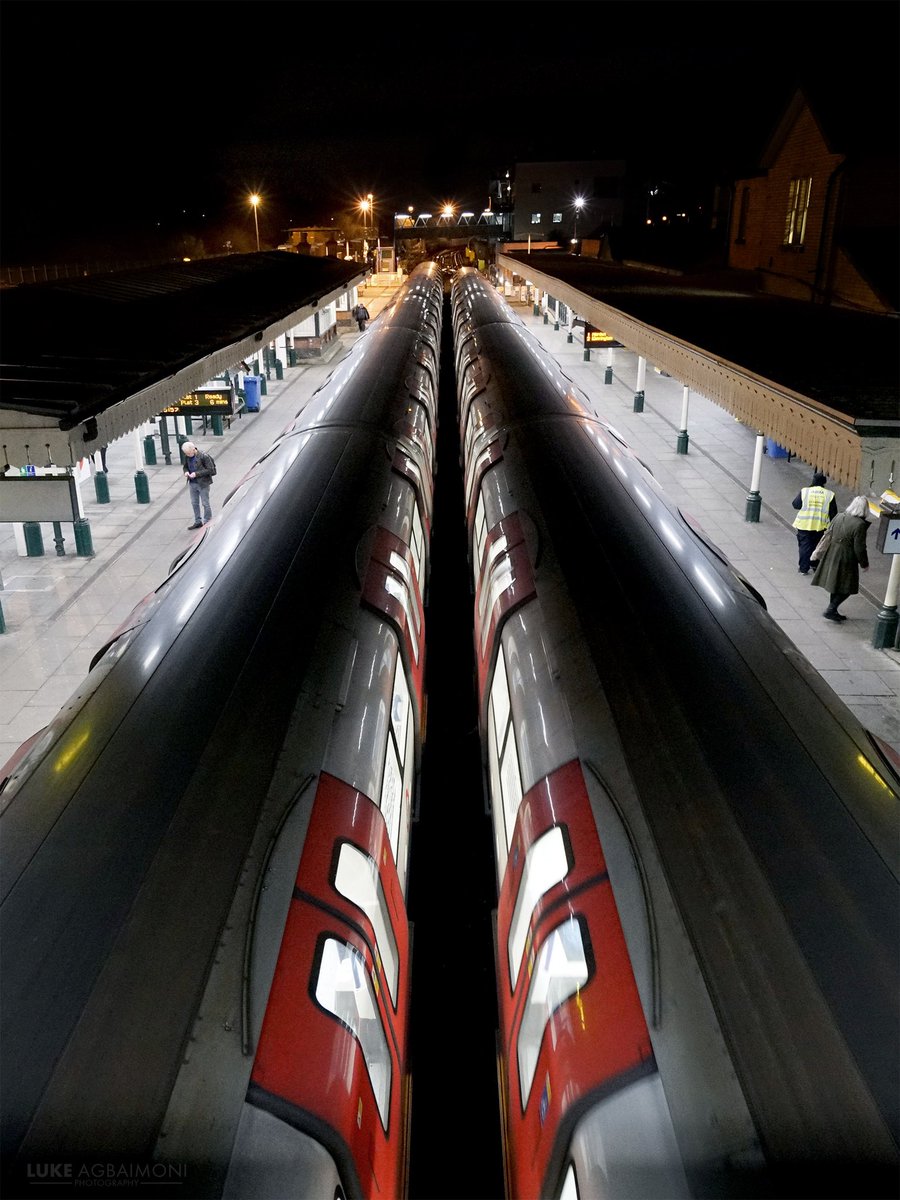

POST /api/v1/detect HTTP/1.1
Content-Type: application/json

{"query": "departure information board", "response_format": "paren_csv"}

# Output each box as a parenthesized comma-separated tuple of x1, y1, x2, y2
(162, 387, 235, 416)
(583, 325, 623, 348)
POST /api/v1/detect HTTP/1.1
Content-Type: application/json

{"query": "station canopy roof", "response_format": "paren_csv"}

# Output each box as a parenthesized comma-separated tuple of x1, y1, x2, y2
(0, 251, 363, 467)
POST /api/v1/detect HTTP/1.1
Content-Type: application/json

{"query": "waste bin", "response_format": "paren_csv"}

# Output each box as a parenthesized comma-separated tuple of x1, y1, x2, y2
(244, 375, 262, 412)
(765, 437, 790, 458)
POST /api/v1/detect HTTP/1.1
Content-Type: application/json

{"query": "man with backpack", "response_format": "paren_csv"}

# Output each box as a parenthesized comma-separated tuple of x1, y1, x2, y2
(352, 302, 370, 332)
(182, 441, 217, 528)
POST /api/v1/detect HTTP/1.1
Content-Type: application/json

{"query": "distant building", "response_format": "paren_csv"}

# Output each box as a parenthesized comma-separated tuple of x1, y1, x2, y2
(280, 227, 344, 257)
(511, 161, 627, 242)
(729, 86, 899, 314)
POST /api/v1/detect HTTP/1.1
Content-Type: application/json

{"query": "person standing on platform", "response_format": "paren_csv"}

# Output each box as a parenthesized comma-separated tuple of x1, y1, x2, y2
(352, 302, 370, 332)
(791, 471, 836, 574)
(182, 441, 216, 529)
(811, 495, 870, 621)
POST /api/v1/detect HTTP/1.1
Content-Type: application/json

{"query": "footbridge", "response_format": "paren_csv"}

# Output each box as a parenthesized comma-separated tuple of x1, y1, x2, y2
(393, 210, 511, 243)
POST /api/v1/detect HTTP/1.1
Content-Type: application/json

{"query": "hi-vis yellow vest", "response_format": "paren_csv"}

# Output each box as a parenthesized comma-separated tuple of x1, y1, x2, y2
(793, 486, 834, 531)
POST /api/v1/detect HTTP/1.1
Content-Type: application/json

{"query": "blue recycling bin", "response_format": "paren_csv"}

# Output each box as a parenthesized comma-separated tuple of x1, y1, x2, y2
(765, 437, 789, 458)
(244, 375, 261, 412)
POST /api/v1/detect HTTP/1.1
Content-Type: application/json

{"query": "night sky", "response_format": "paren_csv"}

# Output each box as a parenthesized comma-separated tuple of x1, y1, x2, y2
(1, 0, 896, 263)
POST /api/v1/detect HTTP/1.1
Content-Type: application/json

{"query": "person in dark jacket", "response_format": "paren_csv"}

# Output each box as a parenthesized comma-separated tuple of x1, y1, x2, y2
(182, 441, 215, 528)
(791, 471, 836, 574)
(352, 303, 370, 332)
(810, 494, 870, 621)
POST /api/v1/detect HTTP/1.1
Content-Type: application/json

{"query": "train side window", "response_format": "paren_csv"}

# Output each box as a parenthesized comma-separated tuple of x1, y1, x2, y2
(508, 826, 571, 990)
(334, 843, 400, 1007)
(560, 1163, 579, 1200)
(380, 725, 404, 865)
(389, 655, 411, 766)
(388, 551, 421, 636)
(315, 938, 391, 1128)
(517, 916, 590, 1110)
(379, 655, 413, 884)
(488, 645, 522, 879)
(474, 493, 489, 572)
(384, 574, 419, 664)
(466, 446, 494, 518)
(479, 552, 514, 655)
(409, 503, 425, 589)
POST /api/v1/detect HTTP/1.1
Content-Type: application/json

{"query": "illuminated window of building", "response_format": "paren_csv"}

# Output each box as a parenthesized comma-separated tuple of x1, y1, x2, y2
(530, 213, 542, 225)
(552, 212, 562, 224)
(783, 177, 812, 246)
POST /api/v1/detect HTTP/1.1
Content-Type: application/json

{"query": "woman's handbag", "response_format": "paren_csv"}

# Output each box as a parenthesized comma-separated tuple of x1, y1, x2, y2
(810, 526, 832, 562)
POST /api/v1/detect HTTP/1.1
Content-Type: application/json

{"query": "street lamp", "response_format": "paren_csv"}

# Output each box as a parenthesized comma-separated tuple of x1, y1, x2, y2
(249, 193, 261, 251)
(573, 196, 585, 248)
(359, 193, 374, 236)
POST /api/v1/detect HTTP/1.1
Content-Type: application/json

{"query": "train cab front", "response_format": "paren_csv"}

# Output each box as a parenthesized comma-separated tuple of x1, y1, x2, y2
(225, 775, 411, 1200)
(495, 760, 689, 1200)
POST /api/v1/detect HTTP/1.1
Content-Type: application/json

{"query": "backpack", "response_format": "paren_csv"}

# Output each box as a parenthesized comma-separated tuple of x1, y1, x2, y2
(203, 451, 217, 477)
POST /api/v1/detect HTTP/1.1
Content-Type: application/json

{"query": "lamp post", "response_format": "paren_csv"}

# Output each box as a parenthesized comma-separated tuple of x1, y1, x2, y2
(359, 193, 375, 267)
(249, 193, 261, 251)
(573, 196, 585, 250)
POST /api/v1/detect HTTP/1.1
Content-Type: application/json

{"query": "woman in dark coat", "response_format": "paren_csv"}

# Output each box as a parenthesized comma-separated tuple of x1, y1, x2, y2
(811, 494, 870, 621)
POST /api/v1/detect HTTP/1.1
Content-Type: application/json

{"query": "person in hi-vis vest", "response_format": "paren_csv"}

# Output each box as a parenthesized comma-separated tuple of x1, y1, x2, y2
(791, 472, 837, 574)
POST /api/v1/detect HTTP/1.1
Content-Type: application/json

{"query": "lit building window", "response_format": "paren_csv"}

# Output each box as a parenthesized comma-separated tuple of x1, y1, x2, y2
(783, 177, 812, 246)
(552, 212, 562, 224)
(530, 213, 541, 225)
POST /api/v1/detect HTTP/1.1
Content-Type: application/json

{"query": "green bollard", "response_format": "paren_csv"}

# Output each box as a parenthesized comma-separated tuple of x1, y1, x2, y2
(604, 366, 613, 384)
(567, 331, 573, 343)
(259, 374, 268, 396)
(74, 516, 94, 556)
(52, 522, 66, 555)
(23, 521, 45, 556)
(211, 414, 224, 436)
(676, 430, 690, 455)
(275, 359, 284, 381)
(143, 434, 157, 465)
(159, 419, 172, 465)
(633, 390, 645, 413)
(288, 348, 297, 367)
(543, 313, 549, 324)
(745, 490, 762, 523)
(872, 604, 899, 650)
(94, 471, 110, 503)
(533, 303, 540, 316)
(583, 348, 591, 362)
(134, 470, 151, 504)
